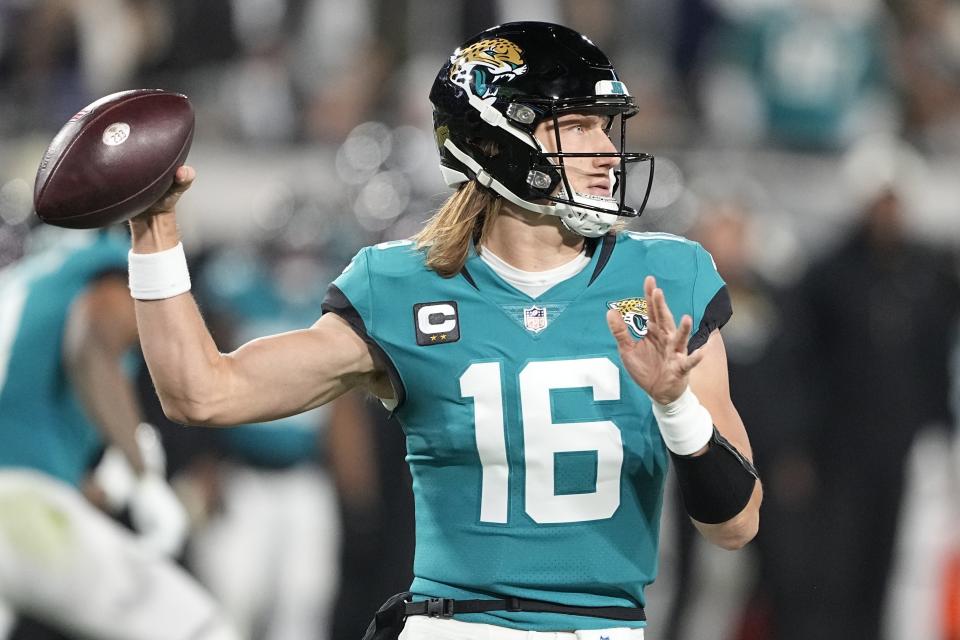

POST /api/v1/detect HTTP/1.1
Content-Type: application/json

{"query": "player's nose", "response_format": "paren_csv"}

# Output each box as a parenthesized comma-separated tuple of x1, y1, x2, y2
(593, 132, 620, 169)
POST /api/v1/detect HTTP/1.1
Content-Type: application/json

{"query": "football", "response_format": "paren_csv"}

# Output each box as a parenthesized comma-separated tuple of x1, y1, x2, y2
(33, 89, 195, 229)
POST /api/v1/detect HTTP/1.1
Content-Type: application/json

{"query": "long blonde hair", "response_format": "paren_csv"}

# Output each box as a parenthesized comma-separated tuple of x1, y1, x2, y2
(413, 181, 503, 278)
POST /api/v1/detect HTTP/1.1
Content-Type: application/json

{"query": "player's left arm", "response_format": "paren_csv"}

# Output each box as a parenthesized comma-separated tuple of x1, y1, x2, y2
(687, 330, 762, 550)
(607, 274, 760, 551)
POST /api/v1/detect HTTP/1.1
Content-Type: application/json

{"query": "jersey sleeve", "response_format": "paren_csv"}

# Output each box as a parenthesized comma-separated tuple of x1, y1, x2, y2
(688, 242, 732, 353)
(321, 247, 374, 330)
(320, 247, 406, 408)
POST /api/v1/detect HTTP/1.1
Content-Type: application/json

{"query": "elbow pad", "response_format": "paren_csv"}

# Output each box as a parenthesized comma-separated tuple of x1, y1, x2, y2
(670, 427, 759, 524)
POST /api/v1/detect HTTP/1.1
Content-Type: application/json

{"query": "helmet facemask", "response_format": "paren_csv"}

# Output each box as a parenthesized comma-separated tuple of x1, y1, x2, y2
(526, 99, 654, 237)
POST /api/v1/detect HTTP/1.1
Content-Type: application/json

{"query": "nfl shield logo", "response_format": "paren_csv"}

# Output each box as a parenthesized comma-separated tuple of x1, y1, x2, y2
(523, 305, 548, 333)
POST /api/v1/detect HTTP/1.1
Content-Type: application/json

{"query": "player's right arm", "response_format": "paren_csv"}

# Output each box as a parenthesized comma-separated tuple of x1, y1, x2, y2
(130, 166, 385, 427)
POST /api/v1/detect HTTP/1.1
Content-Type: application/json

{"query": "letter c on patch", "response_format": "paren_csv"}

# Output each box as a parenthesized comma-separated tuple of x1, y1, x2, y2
(417, 303, 456, 334)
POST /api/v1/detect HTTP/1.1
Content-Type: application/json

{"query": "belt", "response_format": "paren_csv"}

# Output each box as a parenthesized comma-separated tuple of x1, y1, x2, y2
(404, 597, 646, 622)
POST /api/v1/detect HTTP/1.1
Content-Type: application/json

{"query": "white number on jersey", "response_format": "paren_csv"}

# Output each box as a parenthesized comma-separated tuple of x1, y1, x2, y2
(460, 358, 623, 524)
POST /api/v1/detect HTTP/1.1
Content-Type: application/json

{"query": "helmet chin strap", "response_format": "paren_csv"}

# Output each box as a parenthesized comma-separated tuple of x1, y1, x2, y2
(551, 169, 621, 238)
(442, 139, 623, 238)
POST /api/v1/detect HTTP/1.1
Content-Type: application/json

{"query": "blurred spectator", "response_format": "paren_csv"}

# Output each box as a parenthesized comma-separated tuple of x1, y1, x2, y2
(699, 0, 896, 149)
(296, 0, 388, 142)
(889, 0, 960, 153)
(790, 140, 960, 638)
(1, 0, 172, 131)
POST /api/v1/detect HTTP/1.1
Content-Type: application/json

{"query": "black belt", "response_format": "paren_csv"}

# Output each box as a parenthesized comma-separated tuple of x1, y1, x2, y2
(403, 597, 646, 622)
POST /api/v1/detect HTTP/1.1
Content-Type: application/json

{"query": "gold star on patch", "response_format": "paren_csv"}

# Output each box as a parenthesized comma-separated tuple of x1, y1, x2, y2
(439, 334, 447, 341)
(430, 335, 437, 342)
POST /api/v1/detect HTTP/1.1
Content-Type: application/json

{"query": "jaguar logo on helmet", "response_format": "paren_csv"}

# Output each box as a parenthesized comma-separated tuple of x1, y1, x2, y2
(448, 38, 527, 100)
(608, 297, 649, 339)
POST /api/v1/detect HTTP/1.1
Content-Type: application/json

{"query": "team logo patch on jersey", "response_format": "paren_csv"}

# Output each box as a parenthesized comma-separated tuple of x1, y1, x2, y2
(523, 305, 548, 333)
(607, 297, 648, 339)
(413, 301, 460, 346)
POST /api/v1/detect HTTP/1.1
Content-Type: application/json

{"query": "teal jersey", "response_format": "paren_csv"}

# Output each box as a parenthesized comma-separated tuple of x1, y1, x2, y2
(0, 231, 129, 486)
(323, 232, 731, 630)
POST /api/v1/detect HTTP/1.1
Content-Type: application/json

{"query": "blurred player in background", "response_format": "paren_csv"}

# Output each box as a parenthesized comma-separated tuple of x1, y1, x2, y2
(185, 241, 355, 640)
(0, 228, 237, 640)
(127, 21, 760, 639)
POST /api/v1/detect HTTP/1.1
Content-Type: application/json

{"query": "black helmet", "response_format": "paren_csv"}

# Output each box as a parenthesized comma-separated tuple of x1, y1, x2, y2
(429, 21, 654, 237)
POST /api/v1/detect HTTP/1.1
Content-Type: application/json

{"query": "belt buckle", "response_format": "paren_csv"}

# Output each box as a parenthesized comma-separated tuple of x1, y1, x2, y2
(425, 597, 454, 618)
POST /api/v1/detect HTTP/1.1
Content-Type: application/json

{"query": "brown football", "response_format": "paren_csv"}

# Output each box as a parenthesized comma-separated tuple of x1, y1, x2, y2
(34, 89, 195, 229)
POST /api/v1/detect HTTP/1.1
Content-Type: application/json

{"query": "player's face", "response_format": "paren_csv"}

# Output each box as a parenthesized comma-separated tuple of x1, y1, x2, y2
(535, 113, 620, 197)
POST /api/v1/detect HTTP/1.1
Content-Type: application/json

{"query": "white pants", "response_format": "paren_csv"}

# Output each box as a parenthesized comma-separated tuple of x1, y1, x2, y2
(401, 616, 645, 640)
(189, 464, 339, 640)
(0, 469, 238, 640)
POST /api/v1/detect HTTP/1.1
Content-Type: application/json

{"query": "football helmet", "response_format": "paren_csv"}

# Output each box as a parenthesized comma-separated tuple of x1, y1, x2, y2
(429, 21, 654, 237)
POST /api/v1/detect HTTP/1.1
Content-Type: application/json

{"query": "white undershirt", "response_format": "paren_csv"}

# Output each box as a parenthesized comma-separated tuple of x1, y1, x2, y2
(479, 246, 591, 298)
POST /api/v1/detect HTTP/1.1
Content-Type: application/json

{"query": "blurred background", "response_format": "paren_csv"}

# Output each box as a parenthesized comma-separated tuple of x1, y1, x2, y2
(2, 0, 960, 639)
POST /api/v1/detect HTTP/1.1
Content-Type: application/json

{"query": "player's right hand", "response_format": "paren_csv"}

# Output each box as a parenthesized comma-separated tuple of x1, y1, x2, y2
(133, 165, 195, 221)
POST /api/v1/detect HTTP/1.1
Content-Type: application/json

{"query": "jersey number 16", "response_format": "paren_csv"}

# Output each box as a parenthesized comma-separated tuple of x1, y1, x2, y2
(460, 358, 623, 525)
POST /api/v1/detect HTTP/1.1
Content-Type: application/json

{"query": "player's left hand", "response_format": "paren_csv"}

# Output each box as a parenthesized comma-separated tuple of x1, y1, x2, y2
(606, 275, 706, 405)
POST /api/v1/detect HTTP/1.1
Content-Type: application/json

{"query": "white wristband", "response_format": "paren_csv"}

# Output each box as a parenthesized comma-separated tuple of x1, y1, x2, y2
(651, 386, 715, 456)
(128, 242, 191, 300)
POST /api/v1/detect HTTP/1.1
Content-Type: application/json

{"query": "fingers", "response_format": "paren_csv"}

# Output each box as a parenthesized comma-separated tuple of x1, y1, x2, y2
(644, 276, 659, 327)
(161, 165, 196, 201)
(139, 165, 196, 218)
(673, 314, 694, 353)
(606, 308, 635, 350)
(643, 274, 677, 333)
(681, 343, 707, 373)
(643, 275, 656, 301)
(170, 164, 196, 192)
(653, 286, 676, 330)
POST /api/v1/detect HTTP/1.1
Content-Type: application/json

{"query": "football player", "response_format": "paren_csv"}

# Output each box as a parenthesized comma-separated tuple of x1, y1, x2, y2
(0, 229, 237, 640)
(129, 21, 761, 639)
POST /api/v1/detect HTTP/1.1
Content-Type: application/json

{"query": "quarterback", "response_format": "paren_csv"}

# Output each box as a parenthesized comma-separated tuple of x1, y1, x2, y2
(129, 21, 761, 639)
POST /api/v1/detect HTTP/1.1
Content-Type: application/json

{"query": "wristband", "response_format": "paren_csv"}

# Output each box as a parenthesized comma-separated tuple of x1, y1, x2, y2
(128, 242, 191, 300)
(651, 386, 714, 456)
